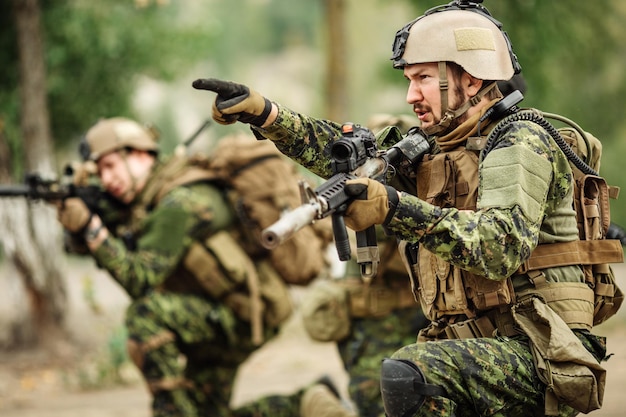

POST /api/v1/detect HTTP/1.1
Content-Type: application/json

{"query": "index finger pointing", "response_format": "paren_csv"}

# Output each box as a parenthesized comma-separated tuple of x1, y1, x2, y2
(192, 78, 246, 99)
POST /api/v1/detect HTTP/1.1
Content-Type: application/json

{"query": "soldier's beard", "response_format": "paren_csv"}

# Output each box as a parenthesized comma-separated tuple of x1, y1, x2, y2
(438, 84, 470, 135)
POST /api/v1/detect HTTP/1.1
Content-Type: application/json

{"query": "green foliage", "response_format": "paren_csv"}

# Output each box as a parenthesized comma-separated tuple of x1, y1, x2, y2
(205, 0, 321, 61)
(0, 3, 23, 171)
(0, 0, 217, 159)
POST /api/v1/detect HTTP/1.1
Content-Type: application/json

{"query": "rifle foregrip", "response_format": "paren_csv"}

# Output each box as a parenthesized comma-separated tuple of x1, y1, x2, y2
(332, 213, 351, 261)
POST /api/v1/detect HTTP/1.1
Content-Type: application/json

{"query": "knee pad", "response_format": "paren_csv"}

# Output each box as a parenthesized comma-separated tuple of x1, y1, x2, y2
(380, 358, 447, 417)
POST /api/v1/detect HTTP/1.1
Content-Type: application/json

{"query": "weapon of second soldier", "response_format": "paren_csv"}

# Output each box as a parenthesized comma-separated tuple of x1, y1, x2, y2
(0, 165, 129, 227)
(261, 123, 430, 279)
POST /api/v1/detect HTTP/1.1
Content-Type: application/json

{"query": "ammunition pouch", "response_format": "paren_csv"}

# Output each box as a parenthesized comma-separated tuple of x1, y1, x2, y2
(340, 279, 418, 318)
(301, 278, 418, 342)
(409, 244, 515, 321)
(183, 231, 293, 345)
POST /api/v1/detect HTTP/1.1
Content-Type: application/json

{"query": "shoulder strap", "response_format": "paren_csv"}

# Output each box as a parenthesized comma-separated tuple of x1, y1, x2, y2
(139, 155, 218, 207)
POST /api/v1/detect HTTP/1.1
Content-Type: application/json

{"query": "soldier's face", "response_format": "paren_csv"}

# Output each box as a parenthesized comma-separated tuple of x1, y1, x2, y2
(97, 150, 154, 203)
(404, 63, 444, 130)
(404, 62, 472, 131)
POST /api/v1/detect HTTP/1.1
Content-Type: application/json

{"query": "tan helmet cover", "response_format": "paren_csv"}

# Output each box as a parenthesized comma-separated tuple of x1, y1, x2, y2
(395, 10, 514, 81)
(84, 117, 158, 161)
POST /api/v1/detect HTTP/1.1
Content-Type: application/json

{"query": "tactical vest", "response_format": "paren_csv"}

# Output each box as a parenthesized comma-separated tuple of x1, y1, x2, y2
(410, 138, 514, 330)
(405, 129, 622, 341)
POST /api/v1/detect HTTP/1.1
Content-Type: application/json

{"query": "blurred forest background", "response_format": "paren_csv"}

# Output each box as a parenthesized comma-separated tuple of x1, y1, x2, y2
(0, 0, 625, 355)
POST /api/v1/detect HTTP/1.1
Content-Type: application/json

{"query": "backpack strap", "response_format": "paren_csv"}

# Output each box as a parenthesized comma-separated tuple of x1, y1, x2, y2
(140, 154, 218, 207)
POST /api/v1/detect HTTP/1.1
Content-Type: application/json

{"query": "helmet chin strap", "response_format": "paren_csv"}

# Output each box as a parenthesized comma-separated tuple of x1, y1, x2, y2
(423, 62, 496, 135)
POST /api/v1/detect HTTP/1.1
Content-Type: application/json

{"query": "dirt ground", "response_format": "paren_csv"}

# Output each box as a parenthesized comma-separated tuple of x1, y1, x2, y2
(0, 258, 625, 416)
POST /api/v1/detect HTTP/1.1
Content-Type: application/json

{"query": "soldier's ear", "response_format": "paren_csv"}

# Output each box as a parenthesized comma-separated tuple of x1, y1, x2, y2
(463, 73, 483, 97)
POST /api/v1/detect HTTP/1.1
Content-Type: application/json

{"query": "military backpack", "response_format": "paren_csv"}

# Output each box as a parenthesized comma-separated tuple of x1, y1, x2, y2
(485, 109, 624, 327)
(133, 133, 333, 344)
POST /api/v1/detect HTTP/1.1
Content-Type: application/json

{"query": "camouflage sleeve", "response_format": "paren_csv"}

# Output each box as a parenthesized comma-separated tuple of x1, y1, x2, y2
(387, 198, 536, 280)
(91, 183, 232, 299)
(386, 120, 571, 281)
(251, 104, 344, 178)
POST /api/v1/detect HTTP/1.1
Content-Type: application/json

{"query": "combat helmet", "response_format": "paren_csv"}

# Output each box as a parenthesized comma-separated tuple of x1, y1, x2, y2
(391, 0, 521, 134)
(79, 117, 159, 162)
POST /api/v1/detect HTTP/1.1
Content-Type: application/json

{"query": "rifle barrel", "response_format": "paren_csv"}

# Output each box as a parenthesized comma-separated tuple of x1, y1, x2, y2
(0, 185, 32, 197)
(261, 203, 319, 249)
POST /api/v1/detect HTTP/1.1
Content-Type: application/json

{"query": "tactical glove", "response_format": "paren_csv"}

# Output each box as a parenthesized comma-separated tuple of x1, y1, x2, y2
(192, 78, 272, 127)
(57, 197, 91, 234)
(343, 178, 399, 232)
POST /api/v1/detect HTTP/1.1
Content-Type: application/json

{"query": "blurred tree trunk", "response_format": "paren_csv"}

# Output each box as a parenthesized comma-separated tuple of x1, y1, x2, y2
(324, 0, 348, 121)
(0, 0, 68, 349)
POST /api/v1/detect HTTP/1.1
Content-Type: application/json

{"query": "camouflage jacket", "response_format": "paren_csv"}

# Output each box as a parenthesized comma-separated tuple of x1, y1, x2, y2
(91, 157, 235, 299)
(252, 103, 581, 287)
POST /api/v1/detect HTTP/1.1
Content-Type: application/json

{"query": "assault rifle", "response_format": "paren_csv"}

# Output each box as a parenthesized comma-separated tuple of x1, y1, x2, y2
(0, 165, 129, 228)
(0, 166, 90, 200)
(261, 123, 430, 279)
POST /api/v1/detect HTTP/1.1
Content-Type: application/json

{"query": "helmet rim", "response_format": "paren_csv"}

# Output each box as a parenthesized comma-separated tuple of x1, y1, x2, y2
(81, 117, 158, 161)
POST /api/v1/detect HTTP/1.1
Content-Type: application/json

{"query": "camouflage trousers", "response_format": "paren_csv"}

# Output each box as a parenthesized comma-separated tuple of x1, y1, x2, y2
(125, 291, 303, 417)
(388, 332, 607, 417)
(337, 307, 428, 417)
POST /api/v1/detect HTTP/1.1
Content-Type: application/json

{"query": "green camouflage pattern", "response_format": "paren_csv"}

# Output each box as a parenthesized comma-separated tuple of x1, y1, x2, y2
(252, 105, 610, 416)
(389, 331, 607, 417)
(253, 109, 578, 282)
(338, 307, 427, 417)
(255, 108, 432, 416)
(386, 120, 575, 280)
(87, 162, 303, 416)
(93, 181, 233, 299)
(251, 105, 420, 194)
(252, 105, 356, 178)
(125, 290, 304, 416)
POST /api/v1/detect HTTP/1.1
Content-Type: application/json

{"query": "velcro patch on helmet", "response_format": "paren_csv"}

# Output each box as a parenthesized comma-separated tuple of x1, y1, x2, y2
(454, 28, 495, 51)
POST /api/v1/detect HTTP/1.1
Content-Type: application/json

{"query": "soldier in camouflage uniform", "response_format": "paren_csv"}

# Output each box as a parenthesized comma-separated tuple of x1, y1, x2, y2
(193, 1, 619, 416)
(55, 117, 318, 417)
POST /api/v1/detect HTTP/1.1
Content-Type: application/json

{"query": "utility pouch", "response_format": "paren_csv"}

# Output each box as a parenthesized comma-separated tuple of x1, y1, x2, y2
(256, 259, 293, 328)
(184, 231, 293, 344)
(511, 297, 605, 415)
(300, 279, 351, 342)
(576, 174, 624, 325)
(184, 231, 247, 299)
(414, 247, 514, 320)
